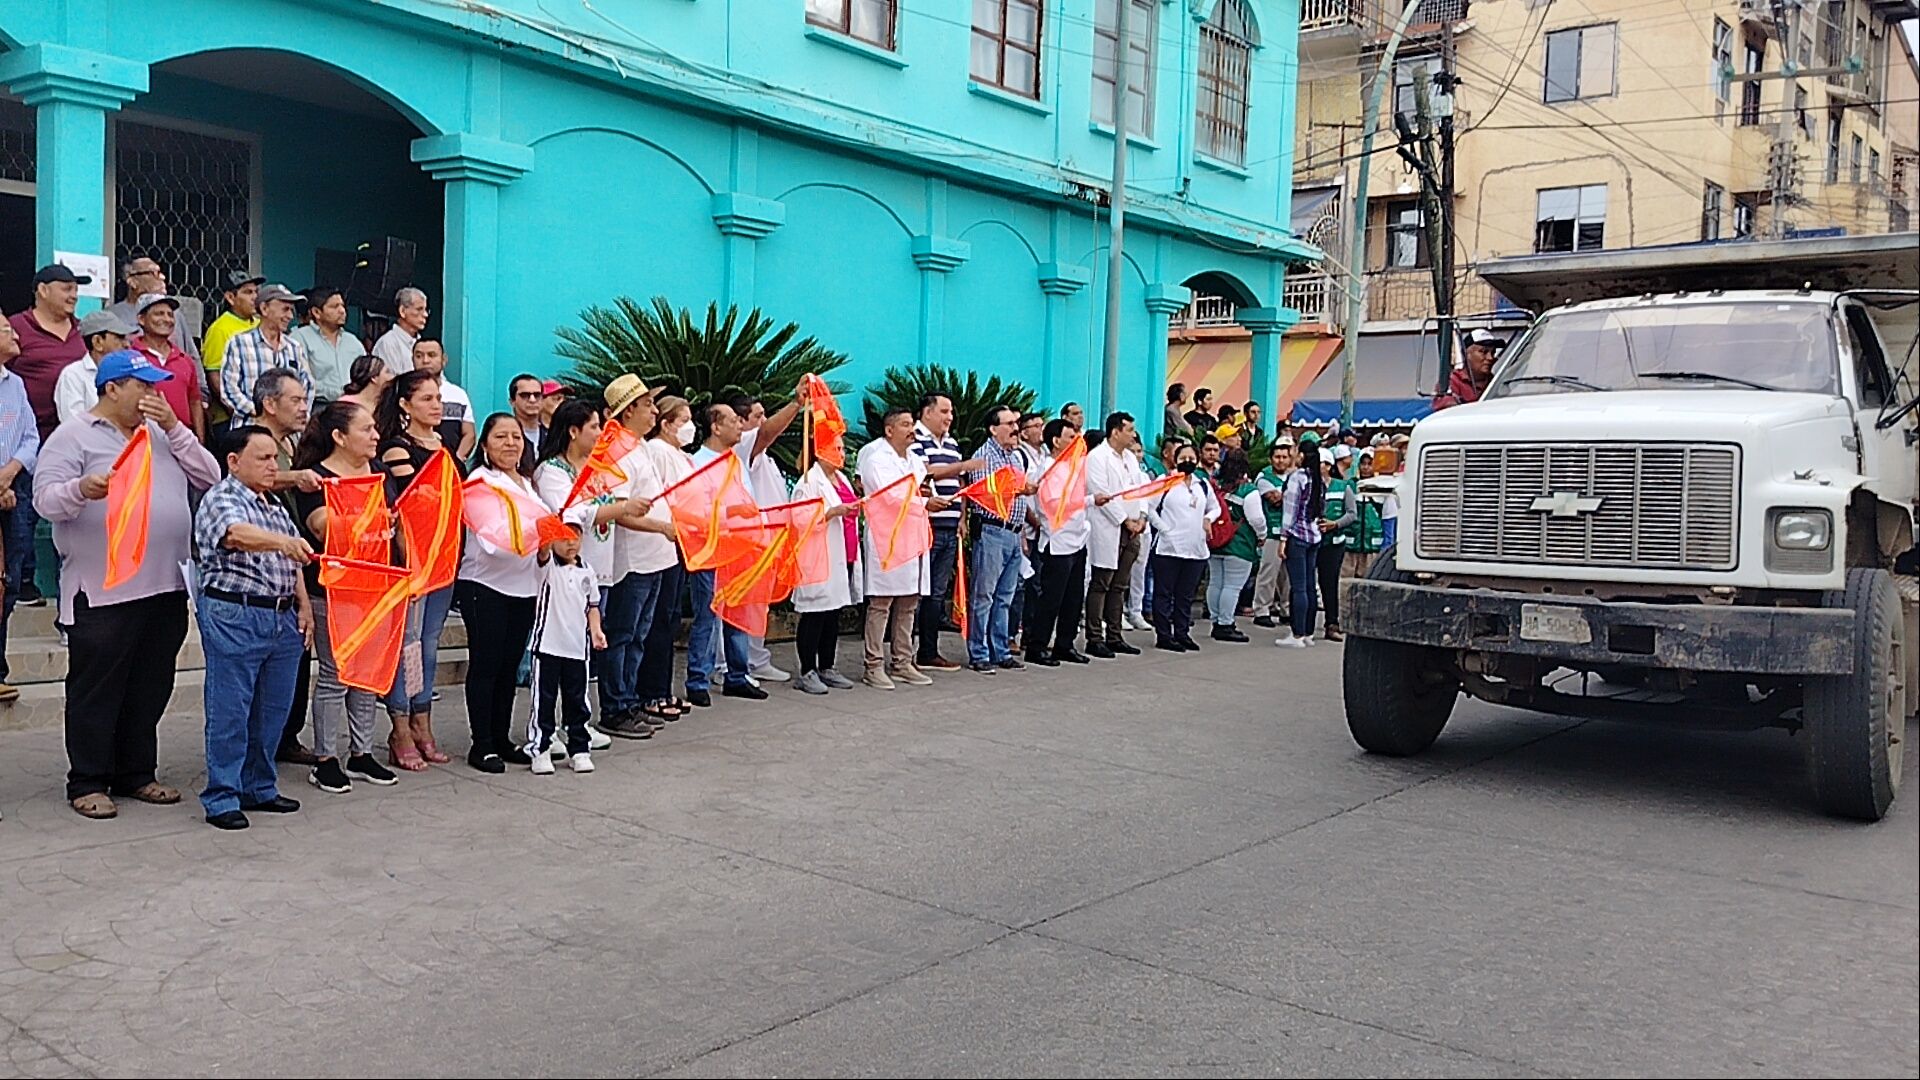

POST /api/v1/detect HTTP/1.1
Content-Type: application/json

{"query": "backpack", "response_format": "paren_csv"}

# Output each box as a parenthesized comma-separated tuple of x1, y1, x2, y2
(1206, 484, 1239, 550)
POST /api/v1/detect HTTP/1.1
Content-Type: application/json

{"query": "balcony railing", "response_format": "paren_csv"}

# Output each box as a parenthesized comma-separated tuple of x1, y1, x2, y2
(1362, 268, 1506, 324)
(1175, 293, 1241, 330)
(1301, 0, 1364, 31)
(1301, 0, 1466, 32)
(1282, 272, 1344, 327)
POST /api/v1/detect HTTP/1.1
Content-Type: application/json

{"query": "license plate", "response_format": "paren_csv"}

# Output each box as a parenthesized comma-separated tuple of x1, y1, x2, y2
(1520, 604, 1592, 645)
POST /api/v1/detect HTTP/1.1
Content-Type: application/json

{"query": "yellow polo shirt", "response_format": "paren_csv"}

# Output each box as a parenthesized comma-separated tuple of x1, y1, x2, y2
(200, 310, 258, 423)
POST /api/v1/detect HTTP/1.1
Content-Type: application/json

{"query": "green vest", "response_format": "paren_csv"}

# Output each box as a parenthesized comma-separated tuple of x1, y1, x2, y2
(1257, 466, 1288, 539)
(1222, 481, 1263, 562)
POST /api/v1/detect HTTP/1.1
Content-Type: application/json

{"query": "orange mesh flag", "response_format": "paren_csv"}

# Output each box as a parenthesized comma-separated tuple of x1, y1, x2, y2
(864, 472, 931, 571)
(322, 473, 391, 565)
(1036, 436, 1088, 531)
(958, 465, 1026, 521)
(462, 475, 566, 556)
(103, 425, 153, 590)
(712, 499, 830, 634)
(561, 419, 641, 509)
(801, 374, 847, 469)
(317, 556, 411, 692)
(393, 450, 463, 596)
(952, 514, 970, 641)
(761, 498, 833, 591)
(661, 452, 763, 572)
(1114, 473, 1185, 502)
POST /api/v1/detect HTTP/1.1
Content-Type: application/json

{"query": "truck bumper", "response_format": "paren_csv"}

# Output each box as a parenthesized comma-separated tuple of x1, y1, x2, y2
(1344, 581, 1854, 676)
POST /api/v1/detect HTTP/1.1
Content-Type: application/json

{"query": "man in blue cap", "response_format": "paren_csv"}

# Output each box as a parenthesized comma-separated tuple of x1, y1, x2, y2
(33, 349, 220, 820)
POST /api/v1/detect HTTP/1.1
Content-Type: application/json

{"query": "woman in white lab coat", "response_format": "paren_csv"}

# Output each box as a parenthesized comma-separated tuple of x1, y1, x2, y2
(1144, 441, 1219, 653)
(790, 459, 864, 694)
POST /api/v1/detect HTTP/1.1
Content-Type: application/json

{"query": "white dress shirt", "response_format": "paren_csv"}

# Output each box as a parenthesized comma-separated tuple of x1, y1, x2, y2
(1145, 473, 1220, 560)
(1028, 446, 1089, 556)
(856, 438, 930, 598)
(457, 466, 544, 597)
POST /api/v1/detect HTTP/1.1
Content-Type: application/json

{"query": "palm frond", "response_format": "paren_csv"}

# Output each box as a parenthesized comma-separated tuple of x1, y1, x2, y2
(859, 363, 1039, 454)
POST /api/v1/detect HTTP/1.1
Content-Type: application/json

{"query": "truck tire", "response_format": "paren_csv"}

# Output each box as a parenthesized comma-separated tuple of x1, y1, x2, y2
(1805, 567, 1907, 822)
(1344, 546, 1459, 756)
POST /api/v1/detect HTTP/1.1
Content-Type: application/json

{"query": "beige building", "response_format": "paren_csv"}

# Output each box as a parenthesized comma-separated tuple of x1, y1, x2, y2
(1173, 0, 1918, 424)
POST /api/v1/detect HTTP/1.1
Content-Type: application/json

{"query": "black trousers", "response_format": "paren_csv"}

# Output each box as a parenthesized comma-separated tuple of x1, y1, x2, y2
(1317, 542, 1345, 630)
(1084, 528, 1141, 645)
(795, 609, 842, 673)
(459, 582, 536, 756)
(530, 653, 591, 756)
(1148, 553, 1206, 643)
(64, 591, 190, 801)
(279, 649, 312, 751)
(916, 521, 960, 662)
(1027, 547, 1087, 658)
(637, 557, 685, 703)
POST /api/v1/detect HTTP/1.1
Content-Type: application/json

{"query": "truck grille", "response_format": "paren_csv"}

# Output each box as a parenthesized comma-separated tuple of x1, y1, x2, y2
(1415, 443, 1739, 571)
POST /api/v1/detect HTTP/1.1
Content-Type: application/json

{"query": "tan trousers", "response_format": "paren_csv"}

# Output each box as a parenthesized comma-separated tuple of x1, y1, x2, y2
(1343, 550, 1372, 580)
(1252, 537, 1288, 615)
(864, 595, 918, 673)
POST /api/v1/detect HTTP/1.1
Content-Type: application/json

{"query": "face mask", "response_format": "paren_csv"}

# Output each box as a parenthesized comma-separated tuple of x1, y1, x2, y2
(676, 420, 696, 447)
(1176, 461, 1198, 475)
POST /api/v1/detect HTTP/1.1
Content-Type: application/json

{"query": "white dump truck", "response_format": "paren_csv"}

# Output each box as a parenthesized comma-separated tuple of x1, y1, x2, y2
(1341, 288, 1918, 820)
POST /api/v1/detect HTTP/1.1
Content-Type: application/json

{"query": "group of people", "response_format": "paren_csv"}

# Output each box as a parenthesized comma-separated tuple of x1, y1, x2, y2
(0, 256, 1409, 832)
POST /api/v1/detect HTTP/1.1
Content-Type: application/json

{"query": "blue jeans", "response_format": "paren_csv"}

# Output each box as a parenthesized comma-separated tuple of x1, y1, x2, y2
(685, 568, 752, 690)
(966, 525, 1023, 665)
(916, 521, 960, 662)
(197, 595, 303, 816)
(1205, 554, 1254, 626)
(598, 569, 664, 716)
(0, 471, 30, 682)
(1285, 540, 1320, 639)
(384, 584, 454, 714)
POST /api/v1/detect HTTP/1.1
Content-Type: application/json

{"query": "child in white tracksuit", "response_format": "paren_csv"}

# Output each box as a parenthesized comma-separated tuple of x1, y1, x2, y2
(524, 526, 606, 773)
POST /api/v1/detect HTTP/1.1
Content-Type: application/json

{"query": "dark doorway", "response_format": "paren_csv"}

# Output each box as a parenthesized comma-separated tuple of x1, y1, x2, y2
(0, 191, 33, 315)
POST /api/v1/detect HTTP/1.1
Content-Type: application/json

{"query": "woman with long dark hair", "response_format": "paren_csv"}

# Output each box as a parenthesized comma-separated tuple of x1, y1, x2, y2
(340, 354, 393, 416)
(289, 400, 399, 794)
(1144, 441, 1218, 653)
(1276, 439, 1327, 647)
(374, 369, 453, 768)
(636, 396, 696, 724)
(458, 413, 545, 773)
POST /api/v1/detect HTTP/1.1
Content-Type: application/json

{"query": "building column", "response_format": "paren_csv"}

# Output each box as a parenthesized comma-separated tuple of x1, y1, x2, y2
(1235, 305, 1303, 428)
(0, 45, 147, 294)
(1142, 283, 1192, 425)
(712, 193, 785, 308)
(411, 132, 533, 409)
(911, 235, 969, 366)
(1038, 262, 1091, 408)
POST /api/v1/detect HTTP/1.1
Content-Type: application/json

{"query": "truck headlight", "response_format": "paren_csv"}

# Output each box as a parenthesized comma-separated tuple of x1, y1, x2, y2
(1766, 508, 1833, 573)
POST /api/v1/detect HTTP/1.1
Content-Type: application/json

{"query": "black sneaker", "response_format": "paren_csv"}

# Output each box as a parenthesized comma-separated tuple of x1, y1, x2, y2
(996, 657, 1026, 671)
(1252, 615, 1277, 629)
(1026, 651, 1061, 667)
(1155, 638, 1183, 652)
(205, 810, 250, 830)
(1211, 625, 1250, 643)
(308, 759, 352, 794)
(600, 712, 654, 740)
(722, 682, 769, 700)
(346, 753, 399, 786)
(1109, 639, 1142, 655)
(687, 688, 712, 707)
(17, 582, 44, 607)
(467, 749, 507, 773)
(968, 662, 997, 675)
(1176, 636, 1201, 652)
(1086, 642, 1115, 659)
(499, 747, 533, 767)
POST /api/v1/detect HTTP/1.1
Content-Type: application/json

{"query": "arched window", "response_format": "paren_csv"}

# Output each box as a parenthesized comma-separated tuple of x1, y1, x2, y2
(1196, 0, 1257, 165)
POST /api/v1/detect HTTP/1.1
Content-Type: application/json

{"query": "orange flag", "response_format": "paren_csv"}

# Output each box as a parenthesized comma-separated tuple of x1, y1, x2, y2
(322, 473, 391, 565)
(801, 374, 847, 469)
(864, 472, 931, 571)
(561, 419, 641, 510)
(661, 452, 764, 572)
(103, 425, 153, 590)
(712, 499, 830, 634)
(462, 475, 567, 556)
(393, 449, 463, 596)
(1114, 472, 1186, 502)
(318, 556, 411, 692)
(952, 514, 970, 641)
(1036, 436, 1088, 531)
(958, 465, 1026, 521)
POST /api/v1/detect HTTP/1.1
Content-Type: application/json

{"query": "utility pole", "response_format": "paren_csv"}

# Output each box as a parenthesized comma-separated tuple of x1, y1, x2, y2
(1341, 0, 1431, 429)
(1435, 20, 1458, 396)
(1396, 69, 1448, 379)
(1767, 0, 1804, 236)
(1099, 0, 1131, 419)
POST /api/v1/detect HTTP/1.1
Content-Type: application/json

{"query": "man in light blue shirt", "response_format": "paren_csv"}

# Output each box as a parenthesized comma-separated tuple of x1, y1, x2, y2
(290, 285, 364, 403)
(0, 319, 43, 700)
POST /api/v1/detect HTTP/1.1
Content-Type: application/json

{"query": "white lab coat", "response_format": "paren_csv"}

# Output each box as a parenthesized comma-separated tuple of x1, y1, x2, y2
(790, 462, 865, 613)
(857, 438, 930, 597)
(1084, 441, 1138, 569)
(1146, 473, 1221, 560)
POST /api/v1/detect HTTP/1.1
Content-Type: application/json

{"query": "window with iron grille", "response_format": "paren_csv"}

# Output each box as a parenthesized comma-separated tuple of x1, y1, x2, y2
(806, 0, 897, 50)
(1535, 184, 1606, 253)
(1196, 0, 1256, 165)
(1712, 19, 1733, 121)
(1092, 0, 1157, 136)
(971, 0, 1043, 98)
(0, 98, 33, 185)
(1702, 182, 1725, 241)
(112, 119, 254, 317)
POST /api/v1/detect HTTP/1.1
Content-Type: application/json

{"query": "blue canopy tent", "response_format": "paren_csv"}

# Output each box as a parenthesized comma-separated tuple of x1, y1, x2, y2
(1290, 331, 1435, 427)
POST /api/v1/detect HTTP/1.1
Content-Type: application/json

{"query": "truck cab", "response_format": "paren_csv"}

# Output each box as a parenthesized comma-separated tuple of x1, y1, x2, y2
(1341, 289, 1919, 820)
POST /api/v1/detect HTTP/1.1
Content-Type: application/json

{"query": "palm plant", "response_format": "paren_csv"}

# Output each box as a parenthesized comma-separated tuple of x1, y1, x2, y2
(860, 363, 1038, 455)
(554, 297, 849, 469)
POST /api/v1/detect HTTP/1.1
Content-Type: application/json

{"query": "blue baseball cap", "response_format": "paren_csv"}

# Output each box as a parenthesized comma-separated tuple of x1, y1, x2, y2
(94, 349, 175, 390)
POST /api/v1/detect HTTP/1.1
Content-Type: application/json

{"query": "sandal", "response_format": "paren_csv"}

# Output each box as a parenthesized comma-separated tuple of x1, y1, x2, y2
(121, 783, 181, 805)
(410, 712, 452, 764)
(415, 740, 451, 765)
(643, 699, 684, 723)
(388, 738, 429, 773)
(70, 793, 118, 819)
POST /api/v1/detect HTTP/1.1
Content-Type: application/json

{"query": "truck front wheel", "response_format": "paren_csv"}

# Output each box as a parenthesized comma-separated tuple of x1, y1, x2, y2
(1805, 567, 1907, 821)
(1343, 546, 1460, 756)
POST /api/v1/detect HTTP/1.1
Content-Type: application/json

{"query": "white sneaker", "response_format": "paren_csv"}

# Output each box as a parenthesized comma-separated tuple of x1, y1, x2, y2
(750, 664, 791, 683)
(1275, 636, 1308, 649)
(1126, 613, 1149, 632)
(569, 753, 595, 773)
(587, 727, 612, 751)
(1301, 636, 1318, 646)
(530, 753, 555, 774)
(546, 738, 565, 758)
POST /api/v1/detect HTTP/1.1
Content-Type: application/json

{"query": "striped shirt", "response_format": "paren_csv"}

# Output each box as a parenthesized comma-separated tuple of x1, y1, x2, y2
(969, 437, 1034, 529)
(909, 421, 963, 523)
(220, 327, 313, 424)
(193, 473, 303, 598)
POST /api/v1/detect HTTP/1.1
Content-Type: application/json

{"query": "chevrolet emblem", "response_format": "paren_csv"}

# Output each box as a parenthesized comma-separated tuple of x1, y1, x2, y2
(1529, 491, 1604, 517)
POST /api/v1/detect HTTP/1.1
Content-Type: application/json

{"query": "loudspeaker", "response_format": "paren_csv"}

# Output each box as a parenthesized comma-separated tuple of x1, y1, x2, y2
(346, 236, 418, 313)
(312, 248, 358, 294)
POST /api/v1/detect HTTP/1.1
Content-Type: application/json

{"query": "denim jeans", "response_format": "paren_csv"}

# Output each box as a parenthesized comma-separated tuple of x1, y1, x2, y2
(916, 521, 960, 662)
(966, 525, 1024, 665)
(684, 568, 752, 690)
(0, 471, 34, 683)
(1285, 540, 1320, 639)
(1205, 554, 1255, 626)
(384, 583, 454, 714)
(197, 595, 303, 816)
(598, 570, 664, 716)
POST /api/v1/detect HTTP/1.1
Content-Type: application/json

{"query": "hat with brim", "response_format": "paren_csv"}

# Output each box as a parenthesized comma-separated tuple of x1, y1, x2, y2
(224, 270, 266, 291)
(134, 292, 180, 315)
(603, 373, 663, 418)
(1213, 422, 1240, 440)
(541, 380, 570, 397)
(33, 263, 92, 287)
(94, 348, 174, 390)
(256, 284, 305, 306)
(77, 310, 138, 340)
(1466, 328, 1507, 351)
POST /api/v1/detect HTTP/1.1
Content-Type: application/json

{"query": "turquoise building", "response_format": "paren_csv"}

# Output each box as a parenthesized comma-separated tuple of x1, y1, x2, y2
(0, 0, 1313, 422)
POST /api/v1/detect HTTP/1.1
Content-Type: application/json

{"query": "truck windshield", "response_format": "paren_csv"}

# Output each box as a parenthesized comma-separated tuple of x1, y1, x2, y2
(1485, 303, 1840, 398)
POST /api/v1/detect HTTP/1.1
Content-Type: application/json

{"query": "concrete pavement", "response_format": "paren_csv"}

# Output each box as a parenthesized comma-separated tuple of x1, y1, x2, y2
(0, 631, 1914, 1077)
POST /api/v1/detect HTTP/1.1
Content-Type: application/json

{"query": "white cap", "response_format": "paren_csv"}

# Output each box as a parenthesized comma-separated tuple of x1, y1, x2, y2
(1331, 444, 1354, 463)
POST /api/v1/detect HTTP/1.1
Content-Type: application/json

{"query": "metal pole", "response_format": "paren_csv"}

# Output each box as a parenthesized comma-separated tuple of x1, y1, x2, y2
(1100, 0, 1132, 419)
(1767, 0, 1802, 237)
(1435, 20, 1458, 395)
(1341, 0, 1430, 429)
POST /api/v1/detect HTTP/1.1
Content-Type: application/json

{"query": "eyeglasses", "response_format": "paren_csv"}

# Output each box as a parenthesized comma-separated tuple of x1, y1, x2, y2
(514, 391, 543, 401)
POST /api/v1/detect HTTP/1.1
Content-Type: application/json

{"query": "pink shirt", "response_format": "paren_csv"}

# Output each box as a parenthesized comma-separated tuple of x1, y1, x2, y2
(133, 334, 202, 422)
(831, 472, 858, 558)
